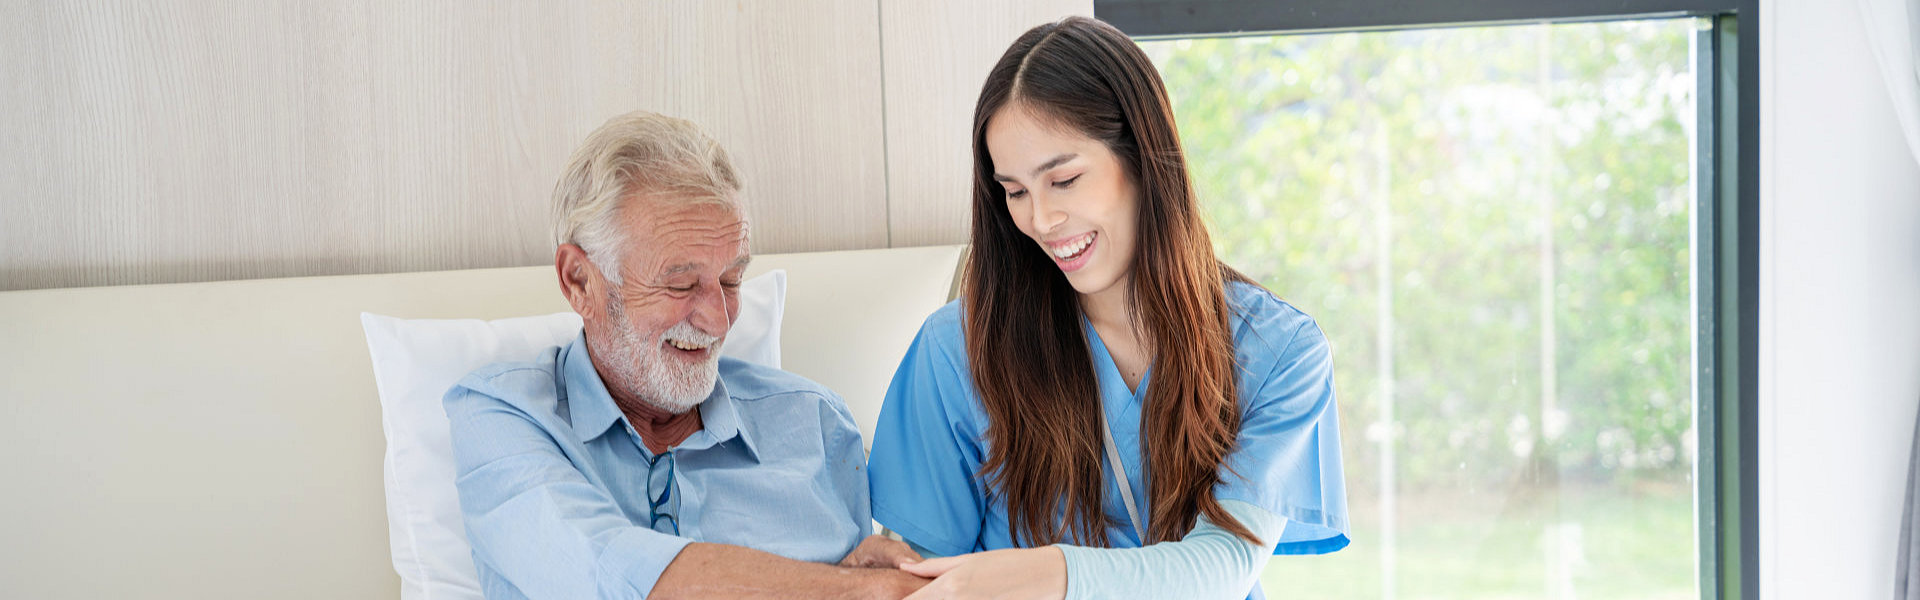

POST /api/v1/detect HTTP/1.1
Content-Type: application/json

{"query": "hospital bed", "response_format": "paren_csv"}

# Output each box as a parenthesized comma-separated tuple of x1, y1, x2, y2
(0, 244, 966, 599)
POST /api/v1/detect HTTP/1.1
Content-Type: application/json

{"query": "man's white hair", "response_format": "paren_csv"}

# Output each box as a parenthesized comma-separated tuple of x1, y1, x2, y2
(552, 111, 744, 284)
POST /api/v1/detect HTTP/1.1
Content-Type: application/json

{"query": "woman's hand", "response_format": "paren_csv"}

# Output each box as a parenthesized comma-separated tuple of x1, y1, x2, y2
(898, 546, 1067, 600)
(839, 534, 925, 569)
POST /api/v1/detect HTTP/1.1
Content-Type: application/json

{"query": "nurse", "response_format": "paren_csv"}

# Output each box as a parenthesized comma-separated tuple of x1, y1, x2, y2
(867, 16, 1350, 600)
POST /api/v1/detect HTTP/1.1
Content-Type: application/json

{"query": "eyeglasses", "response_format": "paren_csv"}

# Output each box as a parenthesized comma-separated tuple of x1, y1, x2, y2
(645, 451, 679, 536)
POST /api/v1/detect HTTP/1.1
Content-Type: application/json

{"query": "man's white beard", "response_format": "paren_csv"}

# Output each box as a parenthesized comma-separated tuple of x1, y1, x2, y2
(603, 301, 722, 415)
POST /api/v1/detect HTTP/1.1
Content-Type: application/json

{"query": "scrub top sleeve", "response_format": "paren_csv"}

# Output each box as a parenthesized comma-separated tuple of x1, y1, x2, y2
(866, 318, 986, 558)
(1216, 319, 1352, 555)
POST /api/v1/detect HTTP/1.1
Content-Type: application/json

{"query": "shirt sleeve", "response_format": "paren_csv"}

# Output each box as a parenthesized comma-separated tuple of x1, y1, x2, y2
(820, 390, 875, 539)
(443, 385, 690, 599)
(1217, 319, 1351, 554)
(866, 316, 987, 558)
(1055, 499, 1285, 600)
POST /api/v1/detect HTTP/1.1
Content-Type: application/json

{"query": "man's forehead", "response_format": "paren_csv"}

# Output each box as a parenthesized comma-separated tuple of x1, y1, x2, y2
(631, 192, 742, 222)
(620, 200, 750, 275)
(622, 192, 741, 235)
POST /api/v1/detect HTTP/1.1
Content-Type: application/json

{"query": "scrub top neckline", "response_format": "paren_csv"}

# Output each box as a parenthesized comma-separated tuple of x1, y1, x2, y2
(1079, 313, 1154, 547)
(1081, 315, 1153, 403)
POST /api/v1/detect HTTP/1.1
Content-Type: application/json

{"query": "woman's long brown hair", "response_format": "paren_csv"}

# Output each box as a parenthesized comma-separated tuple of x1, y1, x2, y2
(964, 16, 1258, 547)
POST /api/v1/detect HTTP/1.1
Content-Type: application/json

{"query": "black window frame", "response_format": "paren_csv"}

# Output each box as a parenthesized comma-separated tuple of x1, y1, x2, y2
(1095, 1, 1761, 598)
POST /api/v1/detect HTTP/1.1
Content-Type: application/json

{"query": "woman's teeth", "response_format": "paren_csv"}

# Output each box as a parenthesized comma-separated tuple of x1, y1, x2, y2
(1051, 232, 1096, 259)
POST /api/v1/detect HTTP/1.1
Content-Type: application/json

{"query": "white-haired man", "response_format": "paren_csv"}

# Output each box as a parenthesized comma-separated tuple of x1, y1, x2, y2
(444, 112, 926, 598)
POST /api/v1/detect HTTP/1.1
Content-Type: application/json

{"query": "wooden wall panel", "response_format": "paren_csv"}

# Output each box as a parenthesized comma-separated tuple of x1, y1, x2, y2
(613, 1, 889, 255)
(878, 1, 1094, 248)
(0, 1, 886, 291)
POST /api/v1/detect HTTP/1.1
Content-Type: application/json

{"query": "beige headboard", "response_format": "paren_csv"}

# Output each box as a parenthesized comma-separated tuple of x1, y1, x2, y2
(0, 244, 964, 600)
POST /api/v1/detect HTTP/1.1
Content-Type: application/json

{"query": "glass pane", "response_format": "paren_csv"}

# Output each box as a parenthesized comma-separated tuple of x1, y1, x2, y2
(1141, 18, 1698, 600)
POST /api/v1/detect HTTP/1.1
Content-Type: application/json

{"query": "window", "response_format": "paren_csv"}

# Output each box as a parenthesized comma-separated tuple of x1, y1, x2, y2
(1138, 18, 1709, 599)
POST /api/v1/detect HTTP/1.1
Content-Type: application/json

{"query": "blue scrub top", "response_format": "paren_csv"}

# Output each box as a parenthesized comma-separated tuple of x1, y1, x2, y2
(868, 280, 1350, 558)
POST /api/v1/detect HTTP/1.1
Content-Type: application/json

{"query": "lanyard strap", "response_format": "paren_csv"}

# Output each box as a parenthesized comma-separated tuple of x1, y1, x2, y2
(1100, 408, 1148, 543)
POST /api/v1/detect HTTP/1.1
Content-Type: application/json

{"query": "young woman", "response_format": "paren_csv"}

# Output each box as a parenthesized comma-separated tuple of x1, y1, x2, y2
(867, 16, 1350, 600)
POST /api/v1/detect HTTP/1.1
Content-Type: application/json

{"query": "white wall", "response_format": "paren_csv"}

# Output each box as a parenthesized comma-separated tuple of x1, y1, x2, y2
(1760, 0, 1920, 597)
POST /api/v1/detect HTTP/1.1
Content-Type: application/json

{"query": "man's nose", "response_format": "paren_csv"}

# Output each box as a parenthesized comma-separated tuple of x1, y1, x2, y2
(689, 284, 731, 339)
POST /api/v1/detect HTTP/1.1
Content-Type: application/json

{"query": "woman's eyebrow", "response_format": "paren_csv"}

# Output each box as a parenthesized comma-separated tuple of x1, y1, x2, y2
(1029, 153, 1079, 176)
(992, 153, 1080, 182)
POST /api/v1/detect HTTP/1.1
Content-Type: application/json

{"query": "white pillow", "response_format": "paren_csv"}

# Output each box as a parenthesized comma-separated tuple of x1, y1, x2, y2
(361, 269, 785, 600)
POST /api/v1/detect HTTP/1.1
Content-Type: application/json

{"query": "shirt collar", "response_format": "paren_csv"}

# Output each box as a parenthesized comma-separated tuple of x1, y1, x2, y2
(560, 332, 759, 460)
(560, 333, 624, 442)
(687, 374, 759, 461)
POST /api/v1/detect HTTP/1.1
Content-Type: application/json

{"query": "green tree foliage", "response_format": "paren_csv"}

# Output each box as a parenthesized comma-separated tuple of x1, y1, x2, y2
(1143, 20, 1693, 493)
(1141, 20, 1697, 597)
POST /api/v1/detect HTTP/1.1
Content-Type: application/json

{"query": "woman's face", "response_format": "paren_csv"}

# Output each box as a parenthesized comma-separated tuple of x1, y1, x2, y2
(984, 104, 1139, 302)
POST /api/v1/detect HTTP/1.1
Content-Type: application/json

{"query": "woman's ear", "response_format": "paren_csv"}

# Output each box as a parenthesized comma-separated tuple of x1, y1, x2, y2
(554, 244, 599, 317)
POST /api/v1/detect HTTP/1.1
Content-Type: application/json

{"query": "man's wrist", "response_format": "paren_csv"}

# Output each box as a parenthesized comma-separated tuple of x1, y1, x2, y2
(857, 567, 928, 599)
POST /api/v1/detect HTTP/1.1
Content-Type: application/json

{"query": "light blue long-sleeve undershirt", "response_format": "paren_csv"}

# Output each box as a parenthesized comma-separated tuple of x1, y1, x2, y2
(1054, 499, 1285, 600)
(900, 499, 1283, 600)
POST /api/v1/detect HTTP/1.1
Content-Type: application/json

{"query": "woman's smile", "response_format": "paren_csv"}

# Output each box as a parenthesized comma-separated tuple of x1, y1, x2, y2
(1045, 231, 1098, 272)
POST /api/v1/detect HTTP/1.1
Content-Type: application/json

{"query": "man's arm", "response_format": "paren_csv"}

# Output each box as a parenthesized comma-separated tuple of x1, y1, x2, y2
(446, 383, 923, 599)
(652, 542, 928, 599)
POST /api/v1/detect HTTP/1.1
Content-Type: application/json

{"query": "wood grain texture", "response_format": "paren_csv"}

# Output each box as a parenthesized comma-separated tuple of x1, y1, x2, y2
(0, 1, 887, 291)
(878, 0, 1094, 248)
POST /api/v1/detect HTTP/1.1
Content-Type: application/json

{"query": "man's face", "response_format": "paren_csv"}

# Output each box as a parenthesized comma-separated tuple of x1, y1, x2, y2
(585, 197, 751, 414)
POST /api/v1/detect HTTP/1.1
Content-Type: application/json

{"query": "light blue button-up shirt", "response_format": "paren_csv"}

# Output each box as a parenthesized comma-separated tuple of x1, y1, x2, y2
(444, 332, 871, 599)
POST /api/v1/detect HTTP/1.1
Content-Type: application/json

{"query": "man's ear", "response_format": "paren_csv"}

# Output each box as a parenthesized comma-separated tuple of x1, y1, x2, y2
(555, 244, 599, 317)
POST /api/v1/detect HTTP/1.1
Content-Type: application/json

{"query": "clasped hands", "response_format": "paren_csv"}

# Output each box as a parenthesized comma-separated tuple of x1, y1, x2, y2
(838, 535, 1068, 600)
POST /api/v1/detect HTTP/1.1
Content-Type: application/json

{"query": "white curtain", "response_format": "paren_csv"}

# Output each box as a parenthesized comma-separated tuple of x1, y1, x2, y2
(1858, 0, 1920, 165)
(1866, 1, 1920, 597)
(1905, 406, 1920, 598)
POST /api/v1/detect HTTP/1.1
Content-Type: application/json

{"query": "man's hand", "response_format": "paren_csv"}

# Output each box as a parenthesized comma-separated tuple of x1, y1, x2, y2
(839, 534, 925, 569)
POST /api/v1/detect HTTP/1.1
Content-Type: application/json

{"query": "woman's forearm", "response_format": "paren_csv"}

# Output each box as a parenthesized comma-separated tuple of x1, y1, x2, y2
(1054, 500, 1286, 600)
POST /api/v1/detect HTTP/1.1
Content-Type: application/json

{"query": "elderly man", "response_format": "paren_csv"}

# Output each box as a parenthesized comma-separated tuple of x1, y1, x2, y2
(443, 111, 925, 599)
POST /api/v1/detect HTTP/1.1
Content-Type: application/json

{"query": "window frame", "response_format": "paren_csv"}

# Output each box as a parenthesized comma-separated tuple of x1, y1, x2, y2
(1095, 1, 1761, 598)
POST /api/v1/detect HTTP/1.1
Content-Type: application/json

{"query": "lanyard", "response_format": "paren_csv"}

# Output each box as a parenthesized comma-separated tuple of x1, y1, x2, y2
(1099, 407, 1148, 543)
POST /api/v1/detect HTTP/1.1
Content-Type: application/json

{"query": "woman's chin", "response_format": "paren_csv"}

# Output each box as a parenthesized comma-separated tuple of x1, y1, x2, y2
(1063, 270, 1124, 299)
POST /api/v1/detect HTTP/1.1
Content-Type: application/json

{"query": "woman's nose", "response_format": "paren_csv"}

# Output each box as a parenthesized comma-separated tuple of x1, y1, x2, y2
(1028, 191, 1067, 235)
